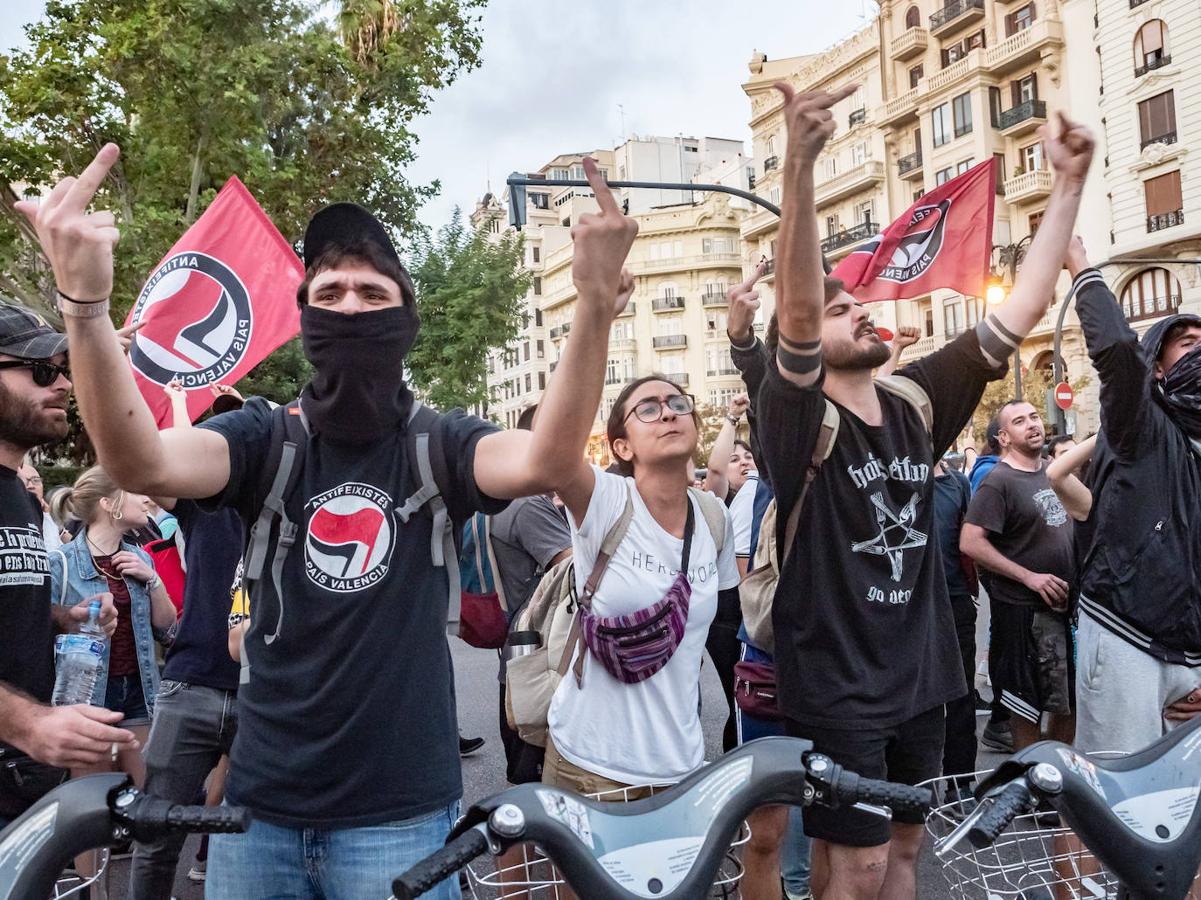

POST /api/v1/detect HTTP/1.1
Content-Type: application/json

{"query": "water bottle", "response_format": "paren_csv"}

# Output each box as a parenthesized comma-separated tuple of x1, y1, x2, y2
(52, 600, 107, 707)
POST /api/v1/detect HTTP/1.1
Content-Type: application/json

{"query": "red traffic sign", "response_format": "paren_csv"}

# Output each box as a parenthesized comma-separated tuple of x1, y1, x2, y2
(1054, 382, 1074, 411)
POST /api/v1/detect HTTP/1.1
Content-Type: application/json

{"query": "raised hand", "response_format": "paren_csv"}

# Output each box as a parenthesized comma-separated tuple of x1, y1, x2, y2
(163, 378, 186, 399)
(773, 82, 859, 166)
(727, 393, 750, 420)
(210, 383, 244, 402)
(571, 157, 638, 316)
(1064, 235, 1090, 279)
(1041, 112, 1094, 185)
(727, 262, 766, 344)
(893, 325, 921, 350)
(116, 320, 144, 354)
(112, 550, 155, 585)
(13, 143, 122, 302)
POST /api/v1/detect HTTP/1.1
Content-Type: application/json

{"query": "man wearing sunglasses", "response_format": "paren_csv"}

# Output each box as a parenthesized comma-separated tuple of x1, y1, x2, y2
(0, 301, 134, 827)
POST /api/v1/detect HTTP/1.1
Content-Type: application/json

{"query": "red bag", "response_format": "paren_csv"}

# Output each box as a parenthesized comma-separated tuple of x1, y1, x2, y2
(733, 660, 784, 722)
(457, 514, 510, 650)
(146, 537, 186, 615)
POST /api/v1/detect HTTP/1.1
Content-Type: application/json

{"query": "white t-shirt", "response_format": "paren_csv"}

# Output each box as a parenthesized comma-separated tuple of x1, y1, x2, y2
(548, 467, 740, 784)
(728, 472, 760, 558)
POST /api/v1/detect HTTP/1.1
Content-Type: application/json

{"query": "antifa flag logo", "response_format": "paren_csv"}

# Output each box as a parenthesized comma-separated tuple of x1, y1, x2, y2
(864, 199, 951, 285)
(129, 253, 254, 388)
(304, 484, 396, 593)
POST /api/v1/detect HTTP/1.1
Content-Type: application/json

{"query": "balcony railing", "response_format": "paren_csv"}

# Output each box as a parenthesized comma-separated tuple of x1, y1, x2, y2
(653, 334, 688, 349)
(1002, 168, 1052, 203)
(1129, 0, 1150, 7)
(1140, 130, 1177, 151)
(890, 26, 929, 61)
(996, 99, 1046, 131)
(897, 151, 923, 177)
(616, 301, 635, 317)
(763, 258, 776, 275)
(820, 221, 880, 253)
(1134, 54, 1170, 77)
(929, 0, 985, 34)
(549, 326, 562, 339)
(652, 296, 686, 312)
(667, 372, 689, 387)
(848, 108, 867, 128)
(763, 155, 779, 172)
(1147, 209, 1184, 233)
(702, 291, 727, 307)
(706, 367, 740, 377)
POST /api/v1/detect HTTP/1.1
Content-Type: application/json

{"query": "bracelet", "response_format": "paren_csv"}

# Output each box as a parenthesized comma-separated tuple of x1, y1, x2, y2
(148, 575, 162, 591)
(57, 291, 111, 318)
(725, 415, 741, 426)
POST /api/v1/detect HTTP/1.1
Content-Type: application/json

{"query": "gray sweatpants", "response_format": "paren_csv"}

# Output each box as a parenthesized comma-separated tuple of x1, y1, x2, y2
(1075, 610, 1201, 753)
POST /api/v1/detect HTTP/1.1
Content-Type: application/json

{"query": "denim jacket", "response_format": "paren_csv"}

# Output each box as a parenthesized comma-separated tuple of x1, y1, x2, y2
(49, 528, 173, 714)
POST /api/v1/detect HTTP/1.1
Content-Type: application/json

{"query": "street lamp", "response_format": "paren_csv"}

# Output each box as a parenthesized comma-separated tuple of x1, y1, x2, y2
(989, 235, 1035, 400)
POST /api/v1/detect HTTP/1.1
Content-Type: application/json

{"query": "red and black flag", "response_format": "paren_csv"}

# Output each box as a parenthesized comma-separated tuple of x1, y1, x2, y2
(832, 157, 996, 302)
(124, 177, 303, 426)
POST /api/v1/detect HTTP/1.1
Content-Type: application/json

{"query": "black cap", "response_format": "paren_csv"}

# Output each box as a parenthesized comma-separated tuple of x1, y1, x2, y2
(302, 203, 415, 305)
(0, 301, 67, 360)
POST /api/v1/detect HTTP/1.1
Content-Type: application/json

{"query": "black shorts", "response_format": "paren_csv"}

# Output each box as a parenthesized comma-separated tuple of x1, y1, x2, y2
(991, 602, 1073, 725)
(786, 705, 945, 847)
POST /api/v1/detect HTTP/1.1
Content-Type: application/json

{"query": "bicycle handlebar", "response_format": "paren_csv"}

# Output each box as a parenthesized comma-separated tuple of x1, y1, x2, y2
(966, 780, 1033, 849)
(121, 794, 252, 841)
(831, 769, 933, 816)
(392, 826, 488, 900)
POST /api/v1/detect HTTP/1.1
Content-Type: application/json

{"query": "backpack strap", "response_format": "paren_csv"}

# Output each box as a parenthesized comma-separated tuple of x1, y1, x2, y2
(688, 486, 727, 553)
(778, 399, 840, 569)
(875, 374, 934, 435)
(480, 514, 508, 613)
(563, 486, 636, 685)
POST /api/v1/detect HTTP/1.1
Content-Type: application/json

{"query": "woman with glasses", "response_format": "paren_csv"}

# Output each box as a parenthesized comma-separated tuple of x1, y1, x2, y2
(544, 375, 740, 800)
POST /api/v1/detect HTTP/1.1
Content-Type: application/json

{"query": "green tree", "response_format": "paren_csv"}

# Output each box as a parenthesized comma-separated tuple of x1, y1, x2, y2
(0, 0, 485, 323)
(406, 210, 530, 411)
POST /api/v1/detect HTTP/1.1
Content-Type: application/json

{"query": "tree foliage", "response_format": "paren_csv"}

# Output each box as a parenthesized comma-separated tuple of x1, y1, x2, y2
(406, 210, 531, 411)
(0, 0, 486, 323)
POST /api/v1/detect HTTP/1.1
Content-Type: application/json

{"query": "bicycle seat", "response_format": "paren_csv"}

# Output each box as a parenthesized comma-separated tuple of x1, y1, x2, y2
(450, 737, 813, 900)
(983, 715, 1201, 899)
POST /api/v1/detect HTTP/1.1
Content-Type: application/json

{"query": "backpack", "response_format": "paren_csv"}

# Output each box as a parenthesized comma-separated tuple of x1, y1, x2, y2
(241, 398, 460, 678)
(504, 485, 727, 748)
(740, 375, 934, 655)
(456, 513, 511, 649)
(145, 531, 187, 616)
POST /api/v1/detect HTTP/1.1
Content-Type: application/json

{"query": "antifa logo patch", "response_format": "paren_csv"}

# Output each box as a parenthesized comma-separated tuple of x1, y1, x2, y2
(872, 199, 951, 284)
(129, 252, 254, 388)
(304, 483, 396, 593)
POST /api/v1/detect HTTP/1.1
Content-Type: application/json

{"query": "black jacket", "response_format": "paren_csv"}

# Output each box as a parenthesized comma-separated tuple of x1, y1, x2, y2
(729, 333, 771, 466)
(1073, 268, 1201, 664)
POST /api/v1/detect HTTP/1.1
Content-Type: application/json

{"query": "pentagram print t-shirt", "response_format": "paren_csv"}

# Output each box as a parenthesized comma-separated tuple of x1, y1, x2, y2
(756, 329, 1003, 730)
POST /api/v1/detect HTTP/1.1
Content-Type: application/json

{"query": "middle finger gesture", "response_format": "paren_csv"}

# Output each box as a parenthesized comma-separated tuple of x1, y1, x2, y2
(571, 157, 639, 317)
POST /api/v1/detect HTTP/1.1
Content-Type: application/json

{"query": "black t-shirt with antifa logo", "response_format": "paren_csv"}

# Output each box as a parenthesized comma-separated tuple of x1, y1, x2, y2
(0, 465, 53, 752)
(964, 461, 1075, 607)
(200, 399, 505, 828)
(757, 330, 1003, 730)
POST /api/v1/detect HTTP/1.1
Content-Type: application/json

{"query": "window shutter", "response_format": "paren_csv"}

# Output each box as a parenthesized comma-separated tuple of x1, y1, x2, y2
(1144, 171, 1181, 216)
(1011, 81, 1022, 107)
(1142, 21, 1163, 54)
(1005, 12, 1015, 37)
(1030, 72, 1039, 100)
(1165, 90, 1177, 134)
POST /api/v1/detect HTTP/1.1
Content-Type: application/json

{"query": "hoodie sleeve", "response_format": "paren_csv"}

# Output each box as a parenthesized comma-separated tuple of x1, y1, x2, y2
(1072, 268, 1154, 459)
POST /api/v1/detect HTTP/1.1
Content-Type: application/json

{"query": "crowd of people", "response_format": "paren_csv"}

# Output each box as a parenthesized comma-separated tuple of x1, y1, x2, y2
(1, 82, 1200, 900)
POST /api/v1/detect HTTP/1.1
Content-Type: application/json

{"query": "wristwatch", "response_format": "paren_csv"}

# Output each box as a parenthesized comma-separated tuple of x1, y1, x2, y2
(725, 414, 741, 426)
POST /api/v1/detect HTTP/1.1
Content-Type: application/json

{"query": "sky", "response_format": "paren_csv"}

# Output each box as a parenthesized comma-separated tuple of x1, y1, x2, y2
(0, 0, 874, 232)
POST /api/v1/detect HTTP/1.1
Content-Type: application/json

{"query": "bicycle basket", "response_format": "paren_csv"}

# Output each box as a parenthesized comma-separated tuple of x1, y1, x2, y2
(54, 849, 110, 899)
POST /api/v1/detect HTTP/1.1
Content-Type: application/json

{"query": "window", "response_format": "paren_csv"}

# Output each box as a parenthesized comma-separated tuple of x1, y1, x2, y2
(914, 189, 926, 201)
(538, 372, 546, 390)
(530, 193, 549, 210)
(924, 306, 935, 337)
(702, 237, 736, 255)
(656, 314, 684, 336)
(523, 342, 530, 362)
(1012, 73, 1038, 106)
(1134, 20, 1168, 73)
(770, 186, 782, 206)
(909, 64, 924, 89)
(570, 164, 586, 180)
(706, 347, 735, 375)
(825, 214, 841, 237)
(853, 199, 875, 225)
(935, 167, 954, 185)
(851, 142, 868, 166)
(533, 276, 542, 295)
(766, 135, 777, 156)
(957, 158, 973, 175)
(952, 92, 972, 137)
(1028, 210, 1044, 234)
(535, 309, 543, 326)
(941, 30, 985, 68)
(487, 218, 499, 234)
(605, 358, 620, 384)
(550, 167, 569, 180)
(660, 283, 678, 299)
(943, 298, 965, 337)
(821, 156, 839, 180)
(932, 103, 951, 147)
(1138, 90, 1177, 148)
(993, 153, 1006, 193)
(1144, 170, 1183, 227)
(1020, 142, 1044, 173)
(524, 373, 532, 393)
(1120, 268, 1181, 322)
(706, 311, 729, 333)
(1004, 3, 1036, 37)
(905, 4, 920, 28)
(988, 86, 1003, 128)
(532, 246, 540, 263)
(537, 339, 545, 359)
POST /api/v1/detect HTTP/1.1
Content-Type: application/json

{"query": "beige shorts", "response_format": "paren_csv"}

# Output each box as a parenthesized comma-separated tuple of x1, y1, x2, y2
(541, 737, 656, 801)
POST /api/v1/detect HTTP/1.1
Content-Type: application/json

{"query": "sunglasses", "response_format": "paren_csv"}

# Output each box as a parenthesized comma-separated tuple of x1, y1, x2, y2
(0, 360, 70, 387)
(623, 393, 696, 425)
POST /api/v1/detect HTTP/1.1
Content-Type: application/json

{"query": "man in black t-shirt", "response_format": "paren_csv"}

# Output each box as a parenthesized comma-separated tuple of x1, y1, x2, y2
(0, 302, 132, 825)
(762, 85, 1094, 899)
(23, 146, 637, 897)
(962, 401, 1076, 750)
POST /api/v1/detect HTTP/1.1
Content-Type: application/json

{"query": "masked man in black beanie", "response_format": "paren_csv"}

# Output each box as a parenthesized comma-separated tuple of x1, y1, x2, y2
(17, 145, 637, 898)
(1066, 236, 1201, 756)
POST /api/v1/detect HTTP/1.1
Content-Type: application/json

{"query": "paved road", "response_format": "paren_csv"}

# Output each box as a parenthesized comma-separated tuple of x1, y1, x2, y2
(94, 630, 1004, 899)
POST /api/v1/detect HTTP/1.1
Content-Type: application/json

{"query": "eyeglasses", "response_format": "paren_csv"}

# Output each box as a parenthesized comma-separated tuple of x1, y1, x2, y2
(623, 393, 696, 425)
(0, 360, 70, 387)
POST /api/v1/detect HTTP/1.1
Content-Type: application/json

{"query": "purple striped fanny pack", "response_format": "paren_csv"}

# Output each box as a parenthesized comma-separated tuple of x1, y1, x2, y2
(578, 571, 692, 684)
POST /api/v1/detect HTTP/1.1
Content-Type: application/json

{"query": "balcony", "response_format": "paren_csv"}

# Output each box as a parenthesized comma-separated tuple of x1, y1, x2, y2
(763, 258, 776, 275)
(609, 337, 636, 351)
(707, 367, 740, 378)
(1147, 210, 1185, 233)
(890, 27, 928, 61)
(653, 334, 688, 349)
(820, 221, 880, 257)
(878, 87, 920, 126)
(900, 334, 941, 361)
(929, 0, 985, 37)
(667, 372, 690, 387)
(549, 325, 562, 339)
(617, 301, 635, 317)
(996, 99, 1047, 137)
(984, 18, 1064, 77)
(815, 159, 885, 207)
(627, 252, 743, 276)
(652, 296, 686, 312)
(898, 151, 923, 179)
(1002, 168, 1052, 204)
(702, 290, 727, 308)
(848, 108, 867, 129)
(1130, 0, 1150, 6)
(1135, 54, 1171, 78)
(549, 361, 558, 373)
(763, 156, 779, 172)
(1141, 130, 1177, 151)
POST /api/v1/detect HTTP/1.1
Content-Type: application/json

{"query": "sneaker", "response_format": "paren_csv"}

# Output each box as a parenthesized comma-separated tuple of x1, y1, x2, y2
(973, 689, 991, 716)
(981, 720, 1015, 753)
(459, 735, 485, 757)
(187, 861, 206, 882)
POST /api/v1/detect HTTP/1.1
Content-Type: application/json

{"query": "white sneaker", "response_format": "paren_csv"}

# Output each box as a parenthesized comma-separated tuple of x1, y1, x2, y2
(187, 861, 206, 882)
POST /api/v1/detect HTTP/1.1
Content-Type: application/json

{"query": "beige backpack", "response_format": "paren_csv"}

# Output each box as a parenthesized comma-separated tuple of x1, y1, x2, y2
(740, 376, 933, 655)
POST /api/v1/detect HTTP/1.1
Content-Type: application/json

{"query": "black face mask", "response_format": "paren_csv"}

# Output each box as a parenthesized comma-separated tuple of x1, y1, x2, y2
(299, 304, 419, 443)
(1158, 342, 1201, 439)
